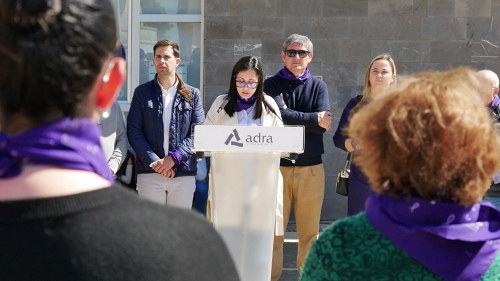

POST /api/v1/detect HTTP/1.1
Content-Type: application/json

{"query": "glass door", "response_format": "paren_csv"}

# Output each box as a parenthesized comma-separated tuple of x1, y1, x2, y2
(112, 0, 203, 113)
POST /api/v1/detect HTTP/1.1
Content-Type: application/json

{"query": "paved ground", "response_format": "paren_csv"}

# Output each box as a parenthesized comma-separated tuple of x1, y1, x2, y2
(278, 223, 332, 281)
(279, 239, 299, 281)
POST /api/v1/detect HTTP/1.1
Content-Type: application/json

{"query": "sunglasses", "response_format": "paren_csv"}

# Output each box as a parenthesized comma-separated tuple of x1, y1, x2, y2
(285, 49, 310, 58)
(235, 81, 259, 89)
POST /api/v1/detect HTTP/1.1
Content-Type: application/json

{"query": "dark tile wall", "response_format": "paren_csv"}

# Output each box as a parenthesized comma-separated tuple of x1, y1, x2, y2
(203, 0, 499, 221)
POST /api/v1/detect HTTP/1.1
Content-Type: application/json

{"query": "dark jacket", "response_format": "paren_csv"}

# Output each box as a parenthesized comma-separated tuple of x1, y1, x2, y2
(487, 104, 500, 197)
(127, 75, 205, 176)
(263, 75, 330, 167)
(491, 104, 500, 122)
(333, 95, 375, 216)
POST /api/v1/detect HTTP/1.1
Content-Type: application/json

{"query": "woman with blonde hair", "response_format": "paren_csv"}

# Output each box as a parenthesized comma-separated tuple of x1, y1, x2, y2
(302, 67, 500, 280)
(333, 53, 397, 216)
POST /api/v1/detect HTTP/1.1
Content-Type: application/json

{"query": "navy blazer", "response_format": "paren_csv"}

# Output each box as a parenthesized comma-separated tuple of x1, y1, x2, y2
(127, 75, 205, 176)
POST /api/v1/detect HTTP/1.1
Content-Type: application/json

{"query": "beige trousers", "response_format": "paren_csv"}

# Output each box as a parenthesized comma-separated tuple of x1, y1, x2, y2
(271, 164, 325, 281)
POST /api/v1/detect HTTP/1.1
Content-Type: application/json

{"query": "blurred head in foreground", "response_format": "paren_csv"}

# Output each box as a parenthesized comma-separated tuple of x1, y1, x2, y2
(0, 0, 125, 133)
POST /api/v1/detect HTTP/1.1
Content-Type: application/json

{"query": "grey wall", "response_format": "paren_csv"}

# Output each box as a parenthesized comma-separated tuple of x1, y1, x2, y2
(203, 0, 500, 221)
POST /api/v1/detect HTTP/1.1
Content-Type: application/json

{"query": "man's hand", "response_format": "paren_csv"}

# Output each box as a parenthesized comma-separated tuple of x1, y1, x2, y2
(318, 111, 332, 131)
(151, 155, 175, 175)
(160, 168, 176, 178)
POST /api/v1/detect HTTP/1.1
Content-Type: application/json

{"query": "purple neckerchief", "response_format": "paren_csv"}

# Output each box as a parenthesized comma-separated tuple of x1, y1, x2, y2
(0, 117, 113, 182)
(168, 149, 190, 173)
(234, 94, 257, 112)
(366, 194, 500, 281)
(490, 95, 500, 109)
(276, 66, 311, 84)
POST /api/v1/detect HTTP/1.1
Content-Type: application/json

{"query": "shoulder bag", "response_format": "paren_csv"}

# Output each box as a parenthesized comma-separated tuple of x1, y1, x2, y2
(335, 152, 352, 196)
(335, 95, 363, 196)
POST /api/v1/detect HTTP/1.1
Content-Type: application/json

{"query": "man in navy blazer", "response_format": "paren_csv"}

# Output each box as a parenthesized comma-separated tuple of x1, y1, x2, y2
(127, 39, 205, 208)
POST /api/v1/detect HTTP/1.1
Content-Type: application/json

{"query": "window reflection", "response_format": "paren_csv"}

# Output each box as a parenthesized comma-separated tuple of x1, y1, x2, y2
(139, 22, 201, 89)
(141, 0, 201, 14)
(112, 0, 128, 101)
(110, 0, 202, 102)
(139, 49, 150, 85)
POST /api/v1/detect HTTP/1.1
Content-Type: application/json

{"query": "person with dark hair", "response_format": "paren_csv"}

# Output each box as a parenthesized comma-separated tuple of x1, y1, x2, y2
(127, 39, 205, 209)
(205, 56, 284, 223)
(205, 55, 284, 218)
(205, 55, 284, 278)
(0, 0, 238, 279)
(264, 34, 331, 280)
(206, 56, 282, 126)
(333, 53, 397, 216)
(302, 68, 500, 281)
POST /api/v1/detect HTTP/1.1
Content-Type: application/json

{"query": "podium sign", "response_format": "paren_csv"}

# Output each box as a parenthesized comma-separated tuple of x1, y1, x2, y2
(193, 124, 304, 281)
(193, 125, 304, 153)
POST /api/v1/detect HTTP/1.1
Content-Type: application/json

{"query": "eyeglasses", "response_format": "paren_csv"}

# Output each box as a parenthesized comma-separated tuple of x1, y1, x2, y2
(285, 49, 310, 58)
(236, 81, 258, 89)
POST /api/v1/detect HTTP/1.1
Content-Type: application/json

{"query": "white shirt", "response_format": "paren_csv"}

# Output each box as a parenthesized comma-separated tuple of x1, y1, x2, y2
(157, 77, 178, 155)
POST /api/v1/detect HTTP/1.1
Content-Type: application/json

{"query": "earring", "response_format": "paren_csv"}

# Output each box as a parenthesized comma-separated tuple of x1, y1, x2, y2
(97, 60, 116, 120)
(99, 108, 110, 120)
(102, 60, 115, 83)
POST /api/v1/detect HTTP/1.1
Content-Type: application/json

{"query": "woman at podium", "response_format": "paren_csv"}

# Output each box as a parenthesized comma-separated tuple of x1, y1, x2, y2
(205, 55, 284, 228)
(204, 56, 285, 280)
(205, 56, 283, 129)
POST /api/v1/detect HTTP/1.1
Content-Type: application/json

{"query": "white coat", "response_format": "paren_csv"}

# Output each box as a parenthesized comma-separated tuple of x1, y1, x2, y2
(205, 94, 285, 236)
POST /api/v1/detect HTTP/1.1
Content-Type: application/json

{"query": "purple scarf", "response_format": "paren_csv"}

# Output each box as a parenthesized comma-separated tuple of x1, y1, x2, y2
(276, 67, 311, 84)
(490, 95, 500, 109)
(234, 94, 257, 112)
(0, 117, 113, 182)
(366, 194, 500, 281)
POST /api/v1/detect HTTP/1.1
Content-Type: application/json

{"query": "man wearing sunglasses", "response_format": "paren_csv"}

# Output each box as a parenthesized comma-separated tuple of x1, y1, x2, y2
(264, 33, 332, 281)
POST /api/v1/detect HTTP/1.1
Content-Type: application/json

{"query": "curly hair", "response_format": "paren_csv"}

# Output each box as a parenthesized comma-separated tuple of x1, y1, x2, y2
(348, 67, 500, 206)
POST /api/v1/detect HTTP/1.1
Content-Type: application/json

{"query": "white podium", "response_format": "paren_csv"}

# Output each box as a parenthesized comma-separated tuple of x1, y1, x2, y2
(193, 125, 304, 281)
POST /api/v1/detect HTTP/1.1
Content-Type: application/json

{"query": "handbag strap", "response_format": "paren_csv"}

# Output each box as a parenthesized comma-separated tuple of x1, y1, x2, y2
(342, 152, 352, 172)
(341, 95, 362, 171)
(343, 95, 363, 172)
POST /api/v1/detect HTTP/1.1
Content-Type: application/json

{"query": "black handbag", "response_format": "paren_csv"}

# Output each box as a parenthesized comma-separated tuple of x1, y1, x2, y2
(335, 152, 352, 196)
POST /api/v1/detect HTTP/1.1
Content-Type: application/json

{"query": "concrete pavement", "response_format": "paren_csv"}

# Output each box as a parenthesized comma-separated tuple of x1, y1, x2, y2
(278, 223, 332, 281)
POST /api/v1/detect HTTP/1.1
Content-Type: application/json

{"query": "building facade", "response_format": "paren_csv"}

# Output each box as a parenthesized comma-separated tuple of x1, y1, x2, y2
(115, 0, 500, 221)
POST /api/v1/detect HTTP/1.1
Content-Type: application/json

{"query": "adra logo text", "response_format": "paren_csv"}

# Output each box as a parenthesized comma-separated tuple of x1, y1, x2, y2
(224, 129, 274, 147)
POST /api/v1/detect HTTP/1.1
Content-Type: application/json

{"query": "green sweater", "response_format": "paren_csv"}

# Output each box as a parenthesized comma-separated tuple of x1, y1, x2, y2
(301, 213, 500, 281)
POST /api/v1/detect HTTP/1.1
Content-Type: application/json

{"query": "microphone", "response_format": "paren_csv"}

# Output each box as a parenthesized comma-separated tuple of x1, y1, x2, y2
(263, 99, 285, 125)
(205, 96, 229, 125)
